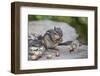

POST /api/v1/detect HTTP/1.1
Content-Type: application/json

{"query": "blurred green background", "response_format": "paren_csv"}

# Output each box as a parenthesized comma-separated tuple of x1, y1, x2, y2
(28, 15, 88, 44)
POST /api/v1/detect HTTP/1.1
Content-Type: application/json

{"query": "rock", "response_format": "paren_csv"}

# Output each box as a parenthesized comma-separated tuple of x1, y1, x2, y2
(28, 46, 45, 60)
(35, 51, 42, 56)
(28, 20, 78, 42)
(28, 20, 88, 60)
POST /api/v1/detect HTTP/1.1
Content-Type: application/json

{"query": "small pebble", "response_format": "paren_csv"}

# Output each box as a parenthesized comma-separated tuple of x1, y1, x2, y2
(31, 55, 38, 60)
(46, 54, 52, 59)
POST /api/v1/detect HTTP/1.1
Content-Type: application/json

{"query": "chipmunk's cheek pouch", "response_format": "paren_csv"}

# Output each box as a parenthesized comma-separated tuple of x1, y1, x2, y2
(55, 35, 60, 39)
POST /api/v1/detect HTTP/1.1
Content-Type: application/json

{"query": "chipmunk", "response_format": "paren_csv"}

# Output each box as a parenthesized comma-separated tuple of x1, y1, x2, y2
(42, 27, 63, 57)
